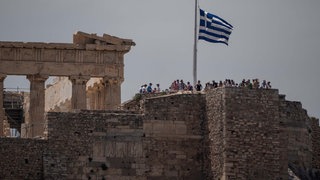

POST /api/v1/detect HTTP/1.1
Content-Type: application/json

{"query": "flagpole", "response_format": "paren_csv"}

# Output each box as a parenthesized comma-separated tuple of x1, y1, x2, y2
(193, 0, 199, 86)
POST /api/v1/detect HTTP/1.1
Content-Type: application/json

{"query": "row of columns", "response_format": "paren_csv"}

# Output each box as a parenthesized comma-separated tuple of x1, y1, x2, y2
(87, 78, 122, 110)
(1, 75, 122, 138)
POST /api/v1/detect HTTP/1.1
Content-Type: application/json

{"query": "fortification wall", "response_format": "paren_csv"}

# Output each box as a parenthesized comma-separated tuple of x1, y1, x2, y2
(44, 93, 207, 179)
(122, 92, 171, 112)
(279, 99, 312, 170)
(206, 87, 287, 179)
(0, 93, 208, 180)
(143, 93, 208, 179)
(0, 88, 319, 179)
(311, 118, 320, 169)
(0, 138, 47, 179)
(45, 110, 144, 179)
(205, 88, 225, 179)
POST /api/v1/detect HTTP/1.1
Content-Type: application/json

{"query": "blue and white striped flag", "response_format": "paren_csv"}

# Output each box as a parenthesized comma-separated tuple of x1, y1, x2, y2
(199, 9, 233, 45)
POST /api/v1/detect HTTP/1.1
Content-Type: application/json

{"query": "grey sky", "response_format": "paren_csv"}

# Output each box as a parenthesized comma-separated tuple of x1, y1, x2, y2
(1, 0, 319, 118)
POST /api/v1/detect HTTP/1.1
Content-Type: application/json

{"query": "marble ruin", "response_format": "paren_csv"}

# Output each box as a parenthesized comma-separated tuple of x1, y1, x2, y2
(0, 32, 320, 179)
(0, 31, 135, 138)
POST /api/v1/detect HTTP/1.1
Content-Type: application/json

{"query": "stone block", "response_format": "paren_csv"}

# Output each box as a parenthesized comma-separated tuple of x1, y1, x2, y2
(152, 122, 164, 134)
(143, 122, 153, 134)
(162, 122, 175, 135)
(150, 165, 163, 176)
(175, 123, 187, 135)
(93, 141, 106, 157)
(176, 154, 186, 159)
(92, 132, 107, 136)
(106, 168, 122, 175)
(115, 142, 127, 158)
(165, 170, 178, 177)
(105, 141, 116, 157)
(92, 156, 106, 162)
(130, 142, 143, 157)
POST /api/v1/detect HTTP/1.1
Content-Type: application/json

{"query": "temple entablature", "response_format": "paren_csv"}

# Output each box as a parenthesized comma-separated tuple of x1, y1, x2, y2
(0, 31, 135, 77)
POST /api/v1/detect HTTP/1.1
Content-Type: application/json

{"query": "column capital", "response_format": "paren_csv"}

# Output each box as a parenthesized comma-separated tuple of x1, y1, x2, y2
(102, 77, 123, 86)
(70, 75, 90, 110)
(27, 74, 49, 82)
(69, 75, 90, 85)
(102, 76, 122, 110)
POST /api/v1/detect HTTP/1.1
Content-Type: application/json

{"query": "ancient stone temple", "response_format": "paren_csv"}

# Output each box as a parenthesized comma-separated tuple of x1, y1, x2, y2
(0, 33, 320, 180)
(0, 31, 135, 138)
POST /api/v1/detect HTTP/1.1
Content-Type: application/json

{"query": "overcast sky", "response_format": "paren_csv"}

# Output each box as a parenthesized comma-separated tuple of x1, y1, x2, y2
(1, 0, 319, 118)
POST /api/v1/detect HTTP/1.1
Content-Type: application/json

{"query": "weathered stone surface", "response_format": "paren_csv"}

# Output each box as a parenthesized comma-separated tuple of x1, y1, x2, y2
(0, 138, 47, 179)
(0, 31, 134, 77)
(311, 118, 320, 169)
(0, 88, 319, 179)
(225, 88, 284, 179)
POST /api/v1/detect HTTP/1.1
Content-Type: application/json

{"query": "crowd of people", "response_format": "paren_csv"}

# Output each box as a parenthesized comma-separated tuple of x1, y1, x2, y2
(204, 79, 272, 90)
(139, 83, 161, 94)
(138, 78, 272, 94)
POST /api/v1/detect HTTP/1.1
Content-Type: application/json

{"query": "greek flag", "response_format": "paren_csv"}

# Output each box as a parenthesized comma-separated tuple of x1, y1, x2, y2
(199, 9, 233, 45)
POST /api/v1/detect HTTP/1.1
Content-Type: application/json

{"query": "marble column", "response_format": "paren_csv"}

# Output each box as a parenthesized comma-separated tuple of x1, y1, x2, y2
(69, 75, 90, 110)
(97, 84, 104, 110)
(0, 74, 6, 136)
(27, 74, 48, 138)
(86, 88, 94, 110)
(93, 88, 99, 110)
(102, 77, 122, 110)
(87, 87, 98, 110)
(111, 79, 121, 109)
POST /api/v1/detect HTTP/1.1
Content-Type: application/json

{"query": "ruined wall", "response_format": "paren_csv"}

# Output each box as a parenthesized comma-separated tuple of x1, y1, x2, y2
(205, 88, 225, 179)
(43, 94, 208, 179)
(0, 88, 320, 179)
(121, 92, 170, 112)
(206, 87, 286, 179)
(311, 118, 320, 169)
(279, 99, 312, 170)
(0, 138, 47, 179)
(143, 93, 208, 179)
(278, 94, 290, 178)
(45, 110, 144, 180)
(1, 93, 208, 180)
(45, 77, 72, 112)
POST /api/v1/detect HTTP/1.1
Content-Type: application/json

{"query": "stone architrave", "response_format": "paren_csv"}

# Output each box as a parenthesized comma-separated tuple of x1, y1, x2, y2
(26, 74, 48, 138)
(0, 31, 135, 78)
(0, 74, 6, 136)
(102, 77, 123, 110)
(69, 76, 90, 110)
